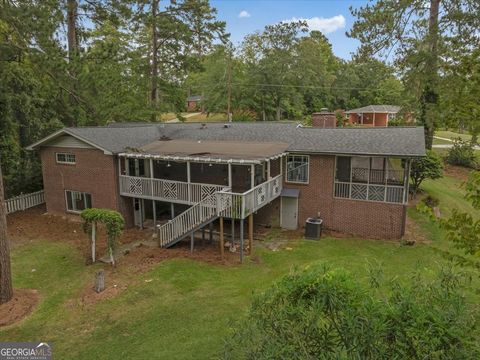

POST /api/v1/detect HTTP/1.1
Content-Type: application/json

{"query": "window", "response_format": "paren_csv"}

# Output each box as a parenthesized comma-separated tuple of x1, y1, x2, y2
(65, 191, 92, 212)
(56, 153, 76, 164)
(286, 155, 309, 183)
(334, 156, 407, 204)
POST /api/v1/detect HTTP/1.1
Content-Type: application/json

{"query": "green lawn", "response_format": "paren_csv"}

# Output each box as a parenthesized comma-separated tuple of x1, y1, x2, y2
(435, 130, 473, 142)
(1, 173, 479, 359)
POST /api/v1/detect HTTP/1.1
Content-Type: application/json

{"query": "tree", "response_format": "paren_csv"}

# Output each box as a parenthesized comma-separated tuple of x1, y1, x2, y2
(349, 1, 480, 150)
(410, 150, 443, 197)
(81, 208, 125, 266)
(224, 264, 479, 359)
(0, 156, 13, 304)
(440, 171, 480, 270)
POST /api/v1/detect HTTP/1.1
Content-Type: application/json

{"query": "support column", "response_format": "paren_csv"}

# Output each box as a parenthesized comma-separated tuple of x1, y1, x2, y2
(240, 218, 244, 263)
(171, 202, 175, 219)
(231, 218, 235, 246)
(373, 112, 376, 127)
(187, 161, 191, 202)
(209, 222, 213, 243)
(267, 160, 271, 179)
(228, 163, 232, 189)
(248, 213, 253, 255)
(220, 217, 224, 260)
(202, 227, 205, 246)
(190, 232, 194, 253)
(250, 164, 255, 188)
(140, 199, 144, 230)
(280, 156, 283, 177)
(152, 200, 157, 228)
(149, 158, 154, 197)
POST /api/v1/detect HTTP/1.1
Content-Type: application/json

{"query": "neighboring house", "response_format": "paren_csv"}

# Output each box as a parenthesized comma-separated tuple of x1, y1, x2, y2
(186, 95, 203, 112)
(27, 123, 425, 247)
(346, 105, 401, 127)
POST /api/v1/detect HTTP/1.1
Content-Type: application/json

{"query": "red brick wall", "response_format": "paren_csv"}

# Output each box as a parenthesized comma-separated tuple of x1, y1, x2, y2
(282, 155, 406, 239)
(312, 112, 336, 128)
(40, 147, 134, 227)
(348, 112, 388, 127)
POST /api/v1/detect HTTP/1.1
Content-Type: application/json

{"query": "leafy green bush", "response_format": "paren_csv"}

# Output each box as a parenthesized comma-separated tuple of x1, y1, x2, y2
(81, 208, 124, 265)
(224, 265, 479, 359)
(422, 194, 440, 209)
(446, 138, 477, 168)
(232, 109, 256, 122)
(410, 150, 443, 197)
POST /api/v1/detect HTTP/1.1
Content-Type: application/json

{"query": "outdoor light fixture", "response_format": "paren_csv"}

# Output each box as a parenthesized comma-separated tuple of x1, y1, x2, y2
(166, 162, 171, 167)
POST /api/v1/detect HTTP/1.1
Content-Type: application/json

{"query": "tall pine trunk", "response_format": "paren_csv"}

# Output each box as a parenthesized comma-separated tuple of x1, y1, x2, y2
(67, 0, 79, 127)
(150, 0, 159, 121)
(420, 0, 440, 149)
(0, 156, 13, 304)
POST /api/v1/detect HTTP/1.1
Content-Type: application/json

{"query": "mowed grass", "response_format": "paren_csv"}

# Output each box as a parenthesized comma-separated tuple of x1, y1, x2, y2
(184, 112, 227, 122)
(1, 173, 479, 359)
(435, 130, 473, 142)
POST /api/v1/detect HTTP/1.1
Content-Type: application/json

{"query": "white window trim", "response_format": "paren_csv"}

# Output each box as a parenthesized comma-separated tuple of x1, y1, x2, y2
(333, 155, 408, 205)
(65, 190, 91, 213)
(285, 154, 310, 184)
(56, 152, 76, 165)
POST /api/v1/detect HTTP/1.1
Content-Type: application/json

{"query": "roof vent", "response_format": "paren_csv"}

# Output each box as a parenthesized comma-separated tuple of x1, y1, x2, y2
(159, 135, 171, 141)
(223, 123, 230, 128)
(200, 123, 207, 129)
(296, 123, 304, 129)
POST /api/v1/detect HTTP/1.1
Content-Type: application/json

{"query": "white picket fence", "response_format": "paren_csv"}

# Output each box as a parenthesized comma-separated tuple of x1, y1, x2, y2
(5, 190, 45, 214)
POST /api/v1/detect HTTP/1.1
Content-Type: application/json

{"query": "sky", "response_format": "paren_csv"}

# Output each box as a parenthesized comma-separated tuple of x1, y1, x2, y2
(210, 0, 369, 60)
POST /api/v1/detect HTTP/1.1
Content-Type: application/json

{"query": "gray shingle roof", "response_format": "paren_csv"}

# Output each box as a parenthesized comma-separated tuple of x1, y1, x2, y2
(57, 122, 425, 157)
(346, 105, 401, 114)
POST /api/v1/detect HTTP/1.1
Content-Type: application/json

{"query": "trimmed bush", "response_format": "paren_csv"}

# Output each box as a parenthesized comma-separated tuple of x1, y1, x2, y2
(224, 265, 479, 359)
(410, 150, 443, 197)
(446, 138, 477, 168)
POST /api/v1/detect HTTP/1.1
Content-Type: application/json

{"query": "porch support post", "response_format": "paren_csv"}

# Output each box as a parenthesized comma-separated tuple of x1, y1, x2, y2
(118, 157, 122, 176)
(228, 163, 232, 189)
(248, 213, 253, 255)
(187, 161, 191, 202)
(220, 217, 224, 260)
(280, 156, 283, 177)
(202, 227, 205, 246)
(149, 158, 154, 197)
(240, 218, 244, 263)
(267, 160, 271, 179)
(140, 199, 144, 230)
(152, 200, 157, 228)
(170, 202, 175, 219)
(209, 222, 213, 243)
(250, 164, 255, 188)
(231, 218, 235, 245)
(190, 232, 194, 253)
(373, 112, 376, 127)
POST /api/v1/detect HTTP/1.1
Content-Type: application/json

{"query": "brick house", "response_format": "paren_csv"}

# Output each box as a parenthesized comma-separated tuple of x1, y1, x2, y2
(346, 105, 401, 127)
(186, 95, 203, 112)
(27, 122, 425, 252)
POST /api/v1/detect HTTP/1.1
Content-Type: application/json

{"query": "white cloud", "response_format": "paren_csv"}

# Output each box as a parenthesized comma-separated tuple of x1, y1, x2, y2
(285, 15, 346, 34)
(238, 10, 251, 18)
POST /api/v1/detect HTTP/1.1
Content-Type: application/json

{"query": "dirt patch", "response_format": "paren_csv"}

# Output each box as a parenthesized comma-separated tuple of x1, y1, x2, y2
(0, 289, 40, 327)
(7, 205, 152, 256)
(444, 164, 472, 182)
(403, 214, 430, 244)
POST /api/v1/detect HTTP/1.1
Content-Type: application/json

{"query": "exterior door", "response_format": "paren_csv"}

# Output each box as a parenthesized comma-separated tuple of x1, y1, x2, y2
(133, 198, 144, 227)
(281, 196, 298, 230)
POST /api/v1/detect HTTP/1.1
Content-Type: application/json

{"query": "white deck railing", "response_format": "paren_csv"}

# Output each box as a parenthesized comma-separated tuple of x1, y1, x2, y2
(157, 188, 230, 247)
(334, 181, 405, 204)
(217, 174, 283, 219)
(157, 175, 283, 247)
(119, 175, 226, 205)
(5, 190, 45, 214)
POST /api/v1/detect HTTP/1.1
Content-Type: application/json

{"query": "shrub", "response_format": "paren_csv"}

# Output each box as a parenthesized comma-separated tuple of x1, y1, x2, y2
(410, 150, 443, 197)
(224, 265, 479, 359)
(232, 109, 256, 122)
(446, 138, 476, 168)
(422, 194, 440, 209)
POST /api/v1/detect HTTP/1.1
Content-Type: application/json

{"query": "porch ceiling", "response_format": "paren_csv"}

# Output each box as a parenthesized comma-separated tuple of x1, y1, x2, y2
(121, 139, 289, 164)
